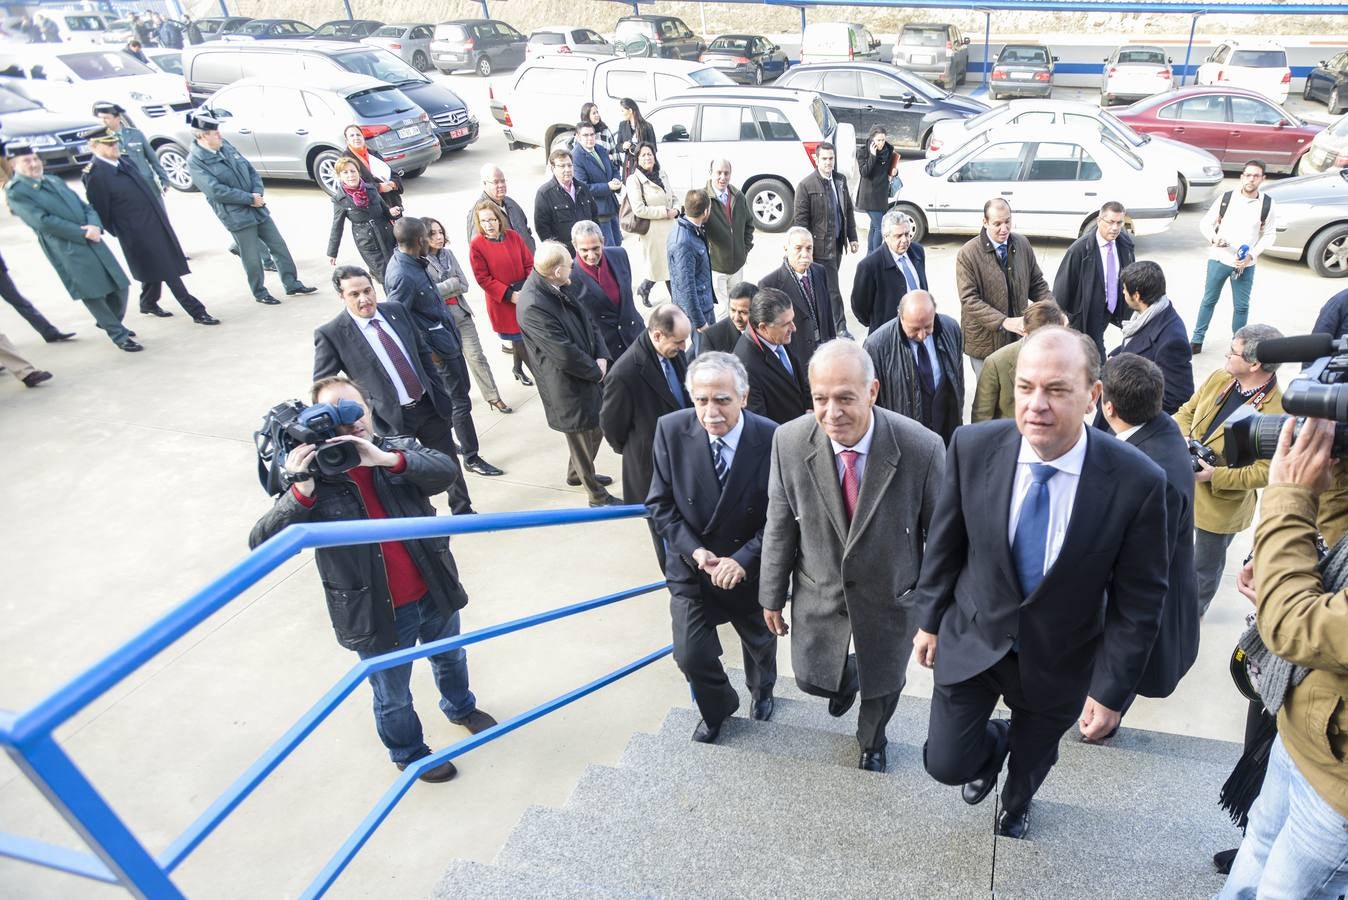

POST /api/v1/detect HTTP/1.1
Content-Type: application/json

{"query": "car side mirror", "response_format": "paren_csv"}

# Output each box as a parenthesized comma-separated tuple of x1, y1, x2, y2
(1102, 57, 1108, 62)
(1320, 59, 1328, 66)
(1279, 118, 1291, 127)
(1052, 56, 1060, 63)
(771, 44, 780, 52)
(210, 107, 232, 118)
(962, 37, 971, 45)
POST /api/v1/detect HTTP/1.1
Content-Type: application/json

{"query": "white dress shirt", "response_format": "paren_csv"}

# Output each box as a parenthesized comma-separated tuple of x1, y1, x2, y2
(1115, 423, 1143, 443)
(830, 412, 877, 486)
(1199, 190, 1276, 266)
(708, 414, 745, 473)
(1007, 426, 1088, 576)
(348, 309, 419, 405)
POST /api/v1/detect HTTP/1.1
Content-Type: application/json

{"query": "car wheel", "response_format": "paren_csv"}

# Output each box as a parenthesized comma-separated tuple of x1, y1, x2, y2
(413, 51, 429, 71)
(311, 149, 342, 196)
(893, 202, 927, 242)
(1175, 175, 1188, 208)
(1308, 224, 1348, 278)
(745, 178, 792, 233)
(754, 65, 764, 85)
(402, 167, 426, 179)
(1331, 87, 1344, 115)
(548, 130, 574, 159)
(156, 143, 196, 192)
(1303, 77, 1315, 100)
(476, 54, 492, 77)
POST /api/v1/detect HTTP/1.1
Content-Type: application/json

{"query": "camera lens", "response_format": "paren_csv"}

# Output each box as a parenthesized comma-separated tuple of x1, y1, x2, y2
(1223, 414, 1291, 469)
(1283, 379, 1348, 421)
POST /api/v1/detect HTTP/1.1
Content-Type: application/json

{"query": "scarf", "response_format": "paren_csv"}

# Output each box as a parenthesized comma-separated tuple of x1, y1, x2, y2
(349, 144, 370, 169)
(1120, 296, 1170, 343)
(341, 181, 369, 209)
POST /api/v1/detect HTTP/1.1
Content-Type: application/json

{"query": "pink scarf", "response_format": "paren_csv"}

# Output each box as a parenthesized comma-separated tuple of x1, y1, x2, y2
(341, 181, 370, 209)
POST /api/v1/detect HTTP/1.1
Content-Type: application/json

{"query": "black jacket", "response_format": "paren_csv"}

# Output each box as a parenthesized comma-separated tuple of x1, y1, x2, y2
(533, 178, 598, 254)
(1053, 230, 1136, 357)
(855, 141, 895, 212)
(465, 192, 534, 251)
(516, 271, 609, 433)
(759, 261, 838, 365)
(701, 316, 744, 355)
(850, 242, 929, 333)
(1110, 300, 1194, 415)
(572, 246, 643, 360)
(384, 250, 463, 360)
(734, 327, 810, 425)
(863, 312, 964, 443)
(327, 185, 396, 281)
(600, 331, 690, 503)
(82, 158, 189, 283)
(248, 436, 468, 653)
(792, 169, 857, 262)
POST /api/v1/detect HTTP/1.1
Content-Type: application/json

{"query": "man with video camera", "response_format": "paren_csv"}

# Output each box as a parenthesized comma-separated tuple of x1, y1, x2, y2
(1216, 415, 1348, 898)
(249, 375, 496, 783)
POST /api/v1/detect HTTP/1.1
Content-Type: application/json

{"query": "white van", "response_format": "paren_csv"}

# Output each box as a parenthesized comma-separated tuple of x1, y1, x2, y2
(799, 22, 881, 65)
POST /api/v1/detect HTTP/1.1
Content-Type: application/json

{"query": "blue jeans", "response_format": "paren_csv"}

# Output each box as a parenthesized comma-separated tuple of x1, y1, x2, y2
(1191, 259, 1254, 346)
(866, 210, 886, 253)
(356, 597, 476, 765)
(1218, 735, 1348, 900)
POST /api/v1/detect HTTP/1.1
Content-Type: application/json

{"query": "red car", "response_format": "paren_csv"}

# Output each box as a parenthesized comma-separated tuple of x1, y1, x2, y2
(1114, 85, 1321, 174)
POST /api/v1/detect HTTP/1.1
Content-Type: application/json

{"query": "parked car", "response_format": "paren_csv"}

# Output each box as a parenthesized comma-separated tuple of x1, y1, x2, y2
(0, 46, 193, 122)
(891, 22, 970, 89)
(1261, 168, 1348, 277)
(363, 24, 436, 72)
(1100, 45, 1173, 106)
(926, 99, 1224, 208)
(775, 61, 986, 152)
(309, 19, 383, 42)
(614, 15, 705, 61)
(1195, 39, 1291, 104)
(154, 73, 439, 195)
(892, 124, 1179, 241)
(1304, 50, 1348, 114)
(1115, 86, 1321, 174)
(1299, 113, 1348, 176)
(144, 48, 183, 76)
(990, 43, 1057, 100)
(642, 86, 858, 233)
(799, 22, 881, 65)
(42, 11, 132, 45)
(183, 41, 478, 152)
(431, 19, 526, 76)
(526, 26, 614, 60)
(492, 54, 733, 160)
(0, 84, 99, 172)
(226, 19, 315, 41)
(698, 34, 789, 85)
(195, 16, 253, 42)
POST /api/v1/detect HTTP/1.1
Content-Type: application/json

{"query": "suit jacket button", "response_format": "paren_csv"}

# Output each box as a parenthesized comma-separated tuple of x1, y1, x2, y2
(845, 580, 855, 588)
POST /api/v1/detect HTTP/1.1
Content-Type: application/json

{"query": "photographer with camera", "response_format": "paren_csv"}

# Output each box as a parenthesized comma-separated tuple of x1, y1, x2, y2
(1215, 417, 1348, 899)
(1174, 324, 1284, 617)
(249, 375, 496, 783)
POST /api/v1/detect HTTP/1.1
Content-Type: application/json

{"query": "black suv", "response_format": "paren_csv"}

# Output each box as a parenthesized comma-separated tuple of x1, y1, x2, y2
(614, 15, 705, 60)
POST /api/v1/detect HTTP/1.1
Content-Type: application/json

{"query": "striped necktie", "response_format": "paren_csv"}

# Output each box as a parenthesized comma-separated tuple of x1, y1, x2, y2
(711, 438, 728, 487)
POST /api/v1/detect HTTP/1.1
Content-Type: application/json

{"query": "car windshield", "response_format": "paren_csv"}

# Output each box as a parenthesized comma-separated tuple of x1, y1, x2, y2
(1329, 115, 1348, 137)
(1000, 47, 1048, 65)
(372, 25, 404, 37)
(810, 95, 836, 136)
(1231, 49, 1286, 68)
(64, 15, 108, 31)
(339, 47, 427, 85)
(531, 32, 564, 44)
(198, 20, 223, 33)
(1117, 48, 1166, 65)
(688, 67, 735, 86)
(708, 37, 750, 52)
(901, 27, 947, 47)
(887, 68, 945, 100)
(1097, 108, 1145, 146)
(57, 51, 154, 79)
(964, 106, 1010, 130)
(0, 87, 40, 112)
(616, 21, 653, 37)
(346, 86, 416, 117)
(315, 23, 353, 36)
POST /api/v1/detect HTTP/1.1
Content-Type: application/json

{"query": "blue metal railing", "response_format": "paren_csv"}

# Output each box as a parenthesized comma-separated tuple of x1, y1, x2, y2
(0, 505, 668, 898)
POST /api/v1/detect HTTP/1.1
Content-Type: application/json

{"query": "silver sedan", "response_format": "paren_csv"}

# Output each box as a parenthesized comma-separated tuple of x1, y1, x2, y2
(363, 23, 435, 72)
(1263, 167, 1348, 278)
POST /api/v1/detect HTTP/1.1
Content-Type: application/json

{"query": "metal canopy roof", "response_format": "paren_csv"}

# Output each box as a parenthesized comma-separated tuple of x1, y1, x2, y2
(759, 0, 1348, 12)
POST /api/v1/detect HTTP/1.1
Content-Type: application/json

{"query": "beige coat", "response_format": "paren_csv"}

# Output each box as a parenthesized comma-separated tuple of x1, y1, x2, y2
(625, 169, 675, 283)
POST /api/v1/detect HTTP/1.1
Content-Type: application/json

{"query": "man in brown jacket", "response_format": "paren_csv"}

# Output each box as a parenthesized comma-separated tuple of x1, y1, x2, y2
(955, 199, 1053, 377)
(1217, 416, 1348, 899)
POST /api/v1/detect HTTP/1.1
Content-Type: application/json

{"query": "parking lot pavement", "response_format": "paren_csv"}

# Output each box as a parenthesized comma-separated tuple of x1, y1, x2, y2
(0, 67, 1338, 897)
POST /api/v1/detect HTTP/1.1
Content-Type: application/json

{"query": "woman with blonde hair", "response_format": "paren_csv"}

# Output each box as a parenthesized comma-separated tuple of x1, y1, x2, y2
(338, 124, 404, 217)
(327, 157, 397, 282)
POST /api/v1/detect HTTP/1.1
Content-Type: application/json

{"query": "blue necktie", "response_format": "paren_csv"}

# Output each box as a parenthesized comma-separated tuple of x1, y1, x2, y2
(774, 344, 794, 376)
(996, 243, 1008, 268)
(1012, 464, 1058, 598)
(711, 438, 728, 487)
(897, 253, 919, 290)
(661, 357, 684, 405)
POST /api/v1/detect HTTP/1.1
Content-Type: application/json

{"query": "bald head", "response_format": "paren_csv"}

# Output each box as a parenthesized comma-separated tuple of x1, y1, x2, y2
(1014, 326, 1103, 461)
(898, 290, 937, 343)
(809, 340, 879, 448)
(480, 164, 508, 202)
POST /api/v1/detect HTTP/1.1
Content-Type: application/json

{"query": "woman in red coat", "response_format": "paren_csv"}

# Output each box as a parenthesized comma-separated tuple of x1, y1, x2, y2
(469, 199, 535, 385)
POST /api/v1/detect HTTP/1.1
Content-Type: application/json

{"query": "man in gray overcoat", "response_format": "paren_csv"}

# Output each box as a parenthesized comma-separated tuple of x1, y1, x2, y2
(760, 338, 945, 772)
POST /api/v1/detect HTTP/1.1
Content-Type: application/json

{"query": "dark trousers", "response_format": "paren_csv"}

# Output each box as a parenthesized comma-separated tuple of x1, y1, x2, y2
(563, 428, 609, 503)
(434, 353, 480, 460)
(924, 651, 1086, 815)
(797, 653, 902, 752)
(400, 396, 474, 515)
(0, 269, 61, 340)
(81, 289, 131, 344)
(232, 218, 300, 300)
(598, 217, 622, 248)
(139, 275, 206, 317)
(671, 588, 777, 728)
(818, 250, 845, 335)
(1195, 527, 1237, 617)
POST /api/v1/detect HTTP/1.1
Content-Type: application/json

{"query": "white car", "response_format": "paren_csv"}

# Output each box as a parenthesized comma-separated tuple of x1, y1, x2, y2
(0, 46, 192, 123)
(1100, 44, 1173, 106)
(41, 10, 133, 45)
(642, 86, 857, 233)
(525, 26, 614, 60)
(490, 54, 733, 161)
(893, 123, 1179, 241)
(925, 99, 1223, 208)
(1196, 39, 1291, 104)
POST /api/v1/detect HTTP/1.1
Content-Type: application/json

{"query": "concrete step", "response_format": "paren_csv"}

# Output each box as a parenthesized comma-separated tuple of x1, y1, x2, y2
(430, 859, 637, 899)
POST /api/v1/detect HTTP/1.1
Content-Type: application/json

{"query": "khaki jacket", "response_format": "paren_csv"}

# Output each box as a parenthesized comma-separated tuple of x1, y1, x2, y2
(970, 339, 1022, 423)
(1173, 368, 1283, 534)
(1254, 485, 1348, 818)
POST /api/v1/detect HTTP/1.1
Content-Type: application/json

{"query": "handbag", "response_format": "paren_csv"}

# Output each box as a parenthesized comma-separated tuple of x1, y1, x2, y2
(619, 179, 650, 235)
(887, 150, 904, 201)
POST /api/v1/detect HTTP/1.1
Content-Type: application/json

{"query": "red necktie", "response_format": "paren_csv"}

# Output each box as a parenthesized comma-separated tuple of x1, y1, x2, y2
(369, 318, 424, 401)
(840, 450, 860, 522)
(723, 193, 732, 219)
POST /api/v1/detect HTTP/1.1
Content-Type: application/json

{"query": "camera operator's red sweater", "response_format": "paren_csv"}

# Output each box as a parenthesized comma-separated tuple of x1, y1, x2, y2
(291, 454, 427, 608)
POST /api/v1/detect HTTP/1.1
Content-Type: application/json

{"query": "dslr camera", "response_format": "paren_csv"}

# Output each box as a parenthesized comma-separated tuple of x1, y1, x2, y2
(1187, 439, 1221, 473)
(254, 399, 364, 494)
(1224, 333, 1348, 467)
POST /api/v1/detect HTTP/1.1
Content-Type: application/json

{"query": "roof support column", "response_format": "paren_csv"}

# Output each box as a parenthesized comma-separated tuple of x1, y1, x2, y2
(1180, 13, 1201, 86)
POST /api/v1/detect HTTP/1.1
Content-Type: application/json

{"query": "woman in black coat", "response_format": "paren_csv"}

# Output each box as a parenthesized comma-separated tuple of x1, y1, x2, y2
(339, 125, 404, 218)
(327, 158, 397, 283)
(856, 125, 895, 253)
(615, 98, 656, 179)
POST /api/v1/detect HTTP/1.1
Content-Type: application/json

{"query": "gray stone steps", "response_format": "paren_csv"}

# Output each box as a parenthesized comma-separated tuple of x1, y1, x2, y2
(430, 859, 638, 899)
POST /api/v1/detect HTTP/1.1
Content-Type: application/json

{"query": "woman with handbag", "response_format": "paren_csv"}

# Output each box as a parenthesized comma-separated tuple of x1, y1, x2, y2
(327, 158, 397, 283)
(856, 126, 897, 254)
(339, 125, 404, 218)
(622, 142, 678, 307)
(468, 199, 536, 386)
(615, 98, 656, 179)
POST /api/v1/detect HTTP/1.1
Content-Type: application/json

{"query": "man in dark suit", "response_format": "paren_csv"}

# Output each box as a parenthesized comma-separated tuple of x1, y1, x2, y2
(534, 150, 598, 256)
(1053, 201, 1136, 360)
(851, 210, 928, 334)
(734, 287, 811, 425)
(792, 142, 857, 332)
(1112, 260, 1193, 415)
(571, 122, 623, 247)
(648, 351, 779, 742)
(571, 220, 643, 360)
(313, 266, 475, 515)
(913, 326, 1168, 839)
(1099, 353, 1199, 716)
(702, 281, 754, 355)
(759, 227, 840, 365)
(601, 304, 692, 563)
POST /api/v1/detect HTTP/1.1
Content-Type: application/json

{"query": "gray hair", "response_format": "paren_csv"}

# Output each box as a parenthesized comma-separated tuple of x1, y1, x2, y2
(571, 219, 604, 244)
(686, 351, 749, 396)
(709, 158, 732, 173)
(897, 289, 935, 318)
(881, 209, 912, 236)
(785, 225, 813, 246)
(1234, 323, 1284, 373)
(808, 338, 875, 386)
(479, 163, 504, 183)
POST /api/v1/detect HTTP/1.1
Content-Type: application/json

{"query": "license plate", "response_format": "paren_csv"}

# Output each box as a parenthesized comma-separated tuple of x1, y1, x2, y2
(450, 126, 470, 139)
(1012, 72, 1032, 80)
(398, 125, 420, 139)
(911, 54, 934, 64)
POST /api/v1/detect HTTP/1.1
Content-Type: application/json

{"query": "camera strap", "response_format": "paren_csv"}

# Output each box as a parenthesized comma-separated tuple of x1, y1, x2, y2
(1200, 376, 1277, 444)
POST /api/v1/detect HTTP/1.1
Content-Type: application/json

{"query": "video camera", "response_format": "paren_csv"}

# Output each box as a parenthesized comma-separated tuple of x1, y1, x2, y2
(1224, 333, 1348, 467)
(254, 399, 363, 495)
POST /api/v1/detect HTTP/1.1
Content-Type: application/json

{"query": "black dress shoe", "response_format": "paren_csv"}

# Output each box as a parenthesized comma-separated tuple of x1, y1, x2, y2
(396, 757, 458, 783)
(751, 696, 775, 721)
(141, 306, 173, 317)
(513, 369, 534, 386)
(22, 370, 53, 388)
(44, 331, 76, 342)
(859, 749, 887, 772)
(1191, 342, 1202, 357)
(116, 338, 144, 352)
(996, 804, 1031, 839)
(192, 314, 221, 325)
(827, 691, 856, 718)
(692, 719, 721, 744)
(567, 473, 613, 486)
(464, 456, 504, 476)
(1213, 848, 1238, 874)
(588, 493, 623, 508)
(962, 719, 1011, 806)
(285, 284, 317, 295)
(255, 294, 282, 305)
(449, 709, 498, 734)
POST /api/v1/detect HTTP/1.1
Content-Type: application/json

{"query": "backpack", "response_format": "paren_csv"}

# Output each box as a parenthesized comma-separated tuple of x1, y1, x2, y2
(1217, 190, 1272, 229)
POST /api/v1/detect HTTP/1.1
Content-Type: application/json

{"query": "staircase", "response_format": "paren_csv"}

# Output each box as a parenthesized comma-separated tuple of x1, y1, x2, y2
(433, 673, 1240, 898)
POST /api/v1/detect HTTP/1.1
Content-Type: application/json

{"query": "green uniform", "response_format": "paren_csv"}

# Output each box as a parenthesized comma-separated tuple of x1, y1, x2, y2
(116, 124, 169, 191)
